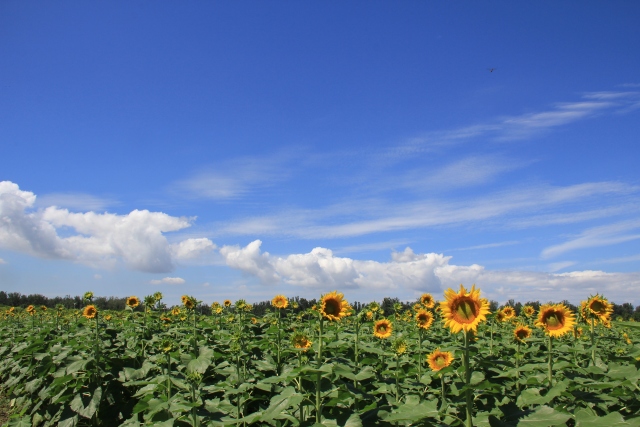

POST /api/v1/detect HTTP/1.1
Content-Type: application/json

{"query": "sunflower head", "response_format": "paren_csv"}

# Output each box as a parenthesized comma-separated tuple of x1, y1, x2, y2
(573, 326, 583, 339)
(214, 306, 223, 314)
(251, 317, 258, 324)
(415, 309, 434, 330)
(501, 306, 516, 320)
(373, 319, 393, 339)
(292, 332, 313, 351)
(272, 295, 289, 309)
(171, 307, 181, 316)
(153, 291, 163, 302)
(161, 339, 173, 353)
(320, 291, 350, 321)
(393, 338, 407, 356)
(104, 314, 112, 321)
(224, 299, 232, 307)
(440, 285, 490, 334)
(427, 349, 454, 372)
(514, 324, 532, 342)
(420, 293, 435, 309)
(126, 296, 140, 308)
(522, 305, 535, 317)
(40, 305, 47, 311)
(366, 311, 373, 320)
(535, 304, 576, 338)
(26, 305, 35, 314)
(495, 310, 507, 322)
(369, 301, 380, 312)
(584, 294, 614, 324)
(83, 291, 94, 302)
(83, 305, 98, 319)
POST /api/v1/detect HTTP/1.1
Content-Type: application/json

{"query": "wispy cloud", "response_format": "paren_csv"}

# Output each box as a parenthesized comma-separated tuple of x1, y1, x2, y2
(597, 254, 640, 264)
(541, 219, 640, 259)
(333, 239, 412, 255)
(449, 241, 520, 252)
(35, 192, 118, 212)
(216, 181, 637, 239)
(149, 277, 185, 285)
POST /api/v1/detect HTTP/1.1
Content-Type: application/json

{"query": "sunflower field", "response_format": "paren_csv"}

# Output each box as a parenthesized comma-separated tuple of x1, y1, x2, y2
(1, 287, 640, 427)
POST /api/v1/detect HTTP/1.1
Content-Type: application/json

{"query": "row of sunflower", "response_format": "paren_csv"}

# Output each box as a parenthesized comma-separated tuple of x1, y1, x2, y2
(0, 286, 639, 426)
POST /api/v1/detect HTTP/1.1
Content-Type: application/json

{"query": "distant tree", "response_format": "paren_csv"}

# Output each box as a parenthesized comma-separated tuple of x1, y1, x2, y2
(489, 300, 499, 312)
(634, 306, 640, 322)
(0, 291, 7, 306)
(612, 303, 634, 321)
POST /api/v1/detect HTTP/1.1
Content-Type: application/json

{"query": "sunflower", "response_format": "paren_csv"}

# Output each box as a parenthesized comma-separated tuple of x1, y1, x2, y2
(251, 317, 258, 324)
(369, 301, 380, 312)
(8, 307, 15, 313)
(292, 333, 312, 351)
(573, 326, 583, 339)
(373, 319, 393, 339)
(272, 295, 288, 309)
(535, 304, 575, 338)
(514, 324, 532, 342)
(184, 297, 195, 310)
(40, 305, 47, 311)
(214, 306, 223, 314)
(427, 349, 454, 371)
(224, 299, 232, 307)
(522, 305, 535, 317)
(366, 311, 373, 320)
(161, 339, 173, 353)
(420, 293, 435, 309)
(83, 305, 98, 319)
(440, 285, 490, 334)
(104, 315, 112, 321)
(160, 316, 172, 325)
(415, 310, 434, 330)
(584, 294, 614, 324)
(26, 305, 35, 314)
(320, 291, 350, 321)
(126, 296, 140, 308)
(502, 306, 516, 320)
(393, 338, 407, 355)
(495, 310, 507, 322)
(171, 307, 181, 316)
(211, 301, 221, 310)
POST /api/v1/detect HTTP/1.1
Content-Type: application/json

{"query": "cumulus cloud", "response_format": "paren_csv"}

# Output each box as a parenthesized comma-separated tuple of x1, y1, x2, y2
(0, 181, 215, 273)
(150, 277, 186, 285)
(219, 241, 640, 304)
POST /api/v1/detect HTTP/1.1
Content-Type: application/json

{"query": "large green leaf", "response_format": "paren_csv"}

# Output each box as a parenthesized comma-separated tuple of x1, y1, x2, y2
(517, 380, 568, 407)
(383, 395, 439, 423)
(69, 387, 102, 419)
(517, 406, 571, 426)
(575, 410, 640, 426)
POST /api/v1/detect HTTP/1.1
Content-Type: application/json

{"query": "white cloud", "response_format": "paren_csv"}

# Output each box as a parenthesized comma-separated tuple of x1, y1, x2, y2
(541, 219, 640, 259)
(35, 192, 117, 212)
(0, 181, 214, 273)
(218, 241, 640, 304)
(150, 277, 186, 285)
(547, 261, 576, 272)
(217, 181, 637, 239)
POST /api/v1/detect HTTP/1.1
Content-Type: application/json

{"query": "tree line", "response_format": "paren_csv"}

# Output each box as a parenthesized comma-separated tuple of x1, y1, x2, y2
(2, 291, 640, 321)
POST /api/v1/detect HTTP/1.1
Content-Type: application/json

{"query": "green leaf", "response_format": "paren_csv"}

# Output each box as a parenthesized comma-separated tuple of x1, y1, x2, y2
(517, 406, 571, 426)
(614, 321, 640, 331)
(575, 410, 640, 426)
(383, 396, 439, 422)
(57, 415, 79, 427)
(517, 380, 568, 407)
(6, 416, 32, 427)
(70, 387, 102, 419)
(344, 413, 362, 427)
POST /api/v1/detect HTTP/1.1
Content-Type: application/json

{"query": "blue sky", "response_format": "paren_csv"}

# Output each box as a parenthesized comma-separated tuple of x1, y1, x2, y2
(1, 2, 640, 306)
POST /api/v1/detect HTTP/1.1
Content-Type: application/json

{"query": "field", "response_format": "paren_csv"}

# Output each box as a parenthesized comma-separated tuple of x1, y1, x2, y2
(1, 289, 639, 427)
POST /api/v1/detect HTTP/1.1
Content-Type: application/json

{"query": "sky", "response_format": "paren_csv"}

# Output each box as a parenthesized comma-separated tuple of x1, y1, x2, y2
(1, 2, 640, 306)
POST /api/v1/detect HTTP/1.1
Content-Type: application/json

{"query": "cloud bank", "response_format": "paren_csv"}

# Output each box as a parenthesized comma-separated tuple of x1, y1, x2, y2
(0, 181, 215, 273)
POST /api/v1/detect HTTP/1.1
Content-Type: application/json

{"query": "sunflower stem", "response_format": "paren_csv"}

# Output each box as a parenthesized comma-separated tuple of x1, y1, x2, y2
(277, 308, 281, 375)
(515, 341, 520, 397)
(418, 329, 423, 379)
(315, 316, 324, 423)
(440, 374, 447, 412)
(463, 330, 473, 427)
(590, 317, 596, 366)
(489, 320, 494, 356)
(547, 335, 553, 387)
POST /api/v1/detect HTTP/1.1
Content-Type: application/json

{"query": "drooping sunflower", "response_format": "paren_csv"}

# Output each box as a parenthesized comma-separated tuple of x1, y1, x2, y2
(26, 305, 35, 315)
(502, 306, 516, 320)
(535, 304, 575, 338)
(183, 297, 195, 310)
(440, 285, 490, 334)
(224, 299, 232, 307)
(320, 291, 350, 321)
(373, 319, 393, 339)
(292, 333, 313, 351)
(522, 305, 535, 317)
(83, 305, 98, 319)
(427, 349, 454, 371)
(495, 310, 507, 322)
(584, 294, 614, 324)
(420, 293, 435, 309)
(514, 324, 532, 342)
(126, 296, 140, 308)
(415, 309, 434, 330)
(272, 295, 289, 309)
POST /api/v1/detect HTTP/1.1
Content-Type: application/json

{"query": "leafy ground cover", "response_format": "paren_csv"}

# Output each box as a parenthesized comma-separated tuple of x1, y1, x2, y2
(1, 290, 639, 426)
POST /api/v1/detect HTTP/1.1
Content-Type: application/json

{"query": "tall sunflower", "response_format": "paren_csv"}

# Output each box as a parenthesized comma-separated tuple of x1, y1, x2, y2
(373, 319, 393, 339)
(440, 285, 490, 333)
(291, 332, 312, 351)
(26, 305, 35, 315)
(584, 294, 613, 324)
(126, 296, 140, 308)
(272, 295, 288, 309)
(514, 324, 532, 342)
(223, 299, 232, 307)
(427, 349, 454, 371)
(535, 304, 575, 338)
(320, 291, 350, 321)
(415, 309, 434, 330)
(420, 293, 435, 309)
(83, 305, 98, 319)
